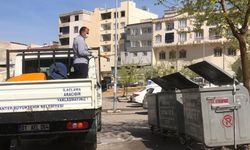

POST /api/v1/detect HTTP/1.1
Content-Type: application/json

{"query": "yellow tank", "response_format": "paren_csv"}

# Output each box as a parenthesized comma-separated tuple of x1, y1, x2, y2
(7, 73, 46, 82)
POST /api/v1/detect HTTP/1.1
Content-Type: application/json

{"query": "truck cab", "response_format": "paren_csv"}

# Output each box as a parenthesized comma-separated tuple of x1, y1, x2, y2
(0, 48, 102, 150)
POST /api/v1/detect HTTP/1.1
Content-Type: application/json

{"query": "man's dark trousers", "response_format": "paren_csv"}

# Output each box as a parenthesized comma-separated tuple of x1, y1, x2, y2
(73, 63, 88, 78)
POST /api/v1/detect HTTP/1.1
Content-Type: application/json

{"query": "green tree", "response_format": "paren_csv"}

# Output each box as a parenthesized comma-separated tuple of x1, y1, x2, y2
(142, 63, 177, 80)
(156, 0, 250, 91)
(118, 64, 139, 96)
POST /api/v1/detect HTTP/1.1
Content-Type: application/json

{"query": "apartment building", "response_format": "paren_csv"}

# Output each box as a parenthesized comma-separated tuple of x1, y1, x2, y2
(0, 41, 28, 81)
(58, 0, 158, 79)
(59, 10, 93, 48)
(152, 9, 240, 74)
(120, 21, 153, 66)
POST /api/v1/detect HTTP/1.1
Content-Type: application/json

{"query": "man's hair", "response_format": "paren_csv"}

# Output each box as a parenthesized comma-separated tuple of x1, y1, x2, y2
(79, 26, 88, 34)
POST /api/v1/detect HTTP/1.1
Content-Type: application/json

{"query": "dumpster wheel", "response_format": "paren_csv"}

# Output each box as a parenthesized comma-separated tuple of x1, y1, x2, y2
(179, 136, 186, 145)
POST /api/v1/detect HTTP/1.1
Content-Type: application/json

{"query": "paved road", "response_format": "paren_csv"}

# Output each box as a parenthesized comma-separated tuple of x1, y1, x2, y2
(12, 98, 185, 150)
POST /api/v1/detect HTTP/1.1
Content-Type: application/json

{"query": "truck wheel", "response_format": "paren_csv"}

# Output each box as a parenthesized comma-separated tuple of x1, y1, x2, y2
(97, 112, 102, 132)
(83, 142, 97, 150)
(0, 139, 10, 150)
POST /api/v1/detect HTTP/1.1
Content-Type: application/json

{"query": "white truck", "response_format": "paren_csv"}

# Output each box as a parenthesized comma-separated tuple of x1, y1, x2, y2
(0, 48, 102, 150)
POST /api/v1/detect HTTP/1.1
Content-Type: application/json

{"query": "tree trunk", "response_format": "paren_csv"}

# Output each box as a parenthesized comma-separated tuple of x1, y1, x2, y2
(238, 37, 250, 92)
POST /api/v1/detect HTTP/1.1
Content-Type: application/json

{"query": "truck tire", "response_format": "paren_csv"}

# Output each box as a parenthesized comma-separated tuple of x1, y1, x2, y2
(84, 142, 97, 150)
(97, 112, 102, 132)
(0, 139, 10, 150)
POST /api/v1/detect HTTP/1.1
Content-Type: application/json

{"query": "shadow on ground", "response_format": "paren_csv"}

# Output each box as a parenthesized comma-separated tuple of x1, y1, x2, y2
(100, 120, 186, 150)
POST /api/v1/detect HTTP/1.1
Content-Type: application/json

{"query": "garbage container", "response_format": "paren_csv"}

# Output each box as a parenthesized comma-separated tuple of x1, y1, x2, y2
(147, 73, 198, 141)
(157, 73, 198, 140)
(182, 61, 250, 149)
(147, 77, 170, 131)
(147, 93, 159, 131)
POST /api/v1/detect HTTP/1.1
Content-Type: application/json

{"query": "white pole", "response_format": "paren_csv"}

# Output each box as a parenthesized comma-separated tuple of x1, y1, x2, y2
(113, 0, 118, 111)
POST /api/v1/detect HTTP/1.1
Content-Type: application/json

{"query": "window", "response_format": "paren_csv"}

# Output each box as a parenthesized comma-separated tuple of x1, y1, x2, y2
(131, 41, 140, 47)
(165, 33, 174, 43)
(131, 28, 140, 36)
(101, 23, 111, 31)
(142, 40, 152, 47)
(59, 26, 69, 34)
(60, 16, 70, 23)
(60, 38, 69, 45)
(142, 27, 152, 34)
(155, 35, 162, 43)
(169, 50, 176, 59)
(155, 23, 162, 30)
(119, 44, 124, 51)
(101, 34, 111, 42)
(143, 52, 147, 56)
(159, 51, 166, 60)
(142, 41, 147, 47)
(120, 33, 125, 39)
(126, 41, 131, 48)
(102, 45, 111, 52)
(120, 22, 125, 28)
(113, 34, 118, 41)
(101, 12, 111, 20)
(113, 23, 119, 29)
(195, 30, 204, 40)
(179, 19, 187, 28)
(121, 11, 125, 17)
(209, 28, 222, 39)
(214, 47, 222, 57)
(75, 15, 79, 21)
(125, 52, 128, 56)
(114, 12, 119, 18)
(133, 52, 138, 57)
(147, 40, 152, 47)
(74, 26, 78, 33)
(127, 29, 131, 35)
(166, 22, 174, 31)
(179, 32, 187, 42)
(179, 49, 187, 58)
(228, 47, 237, 56)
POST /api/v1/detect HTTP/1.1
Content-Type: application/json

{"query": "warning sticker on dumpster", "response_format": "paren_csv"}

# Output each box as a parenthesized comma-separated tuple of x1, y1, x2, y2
(221, 115, 233, 128)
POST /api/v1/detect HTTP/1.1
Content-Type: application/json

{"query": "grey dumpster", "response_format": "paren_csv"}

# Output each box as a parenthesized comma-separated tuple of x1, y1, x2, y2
(183, 61, 250, 149)
(158, 73, 198, 136)
(147, 73, 198, 139)
(147, 77, 168, 130)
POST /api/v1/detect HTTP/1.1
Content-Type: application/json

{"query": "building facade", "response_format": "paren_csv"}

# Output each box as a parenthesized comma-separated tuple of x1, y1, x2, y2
(58, 0, 158, 79)
(59, 10, 93, 48)
(0, 41, 28, 81)
(120, 21, 153, 66)
(152, 10, 239, 74)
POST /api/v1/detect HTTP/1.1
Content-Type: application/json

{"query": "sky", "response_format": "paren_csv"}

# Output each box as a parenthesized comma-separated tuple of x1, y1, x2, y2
(0, 0, 166, 45)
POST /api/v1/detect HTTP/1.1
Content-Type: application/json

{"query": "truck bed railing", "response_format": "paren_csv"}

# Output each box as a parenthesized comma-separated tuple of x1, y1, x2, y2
(6, 47, 101, 82)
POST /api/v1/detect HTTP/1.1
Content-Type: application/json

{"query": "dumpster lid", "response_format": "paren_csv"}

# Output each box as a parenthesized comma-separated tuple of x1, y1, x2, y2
(151, 77, 170, 90)
(188, 61, 238, 85)
(161, 72, 199, 90)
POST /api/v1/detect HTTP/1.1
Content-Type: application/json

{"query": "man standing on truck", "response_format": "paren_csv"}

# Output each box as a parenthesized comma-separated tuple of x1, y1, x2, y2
(73, 26, 91, 78)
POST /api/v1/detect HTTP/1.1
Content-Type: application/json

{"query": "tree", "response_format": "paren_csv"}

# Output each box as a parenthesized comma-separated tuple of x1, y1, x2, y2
(156, 0, 250, 91)
(118, 64, 139, 96)
(142, 63, 177, 80)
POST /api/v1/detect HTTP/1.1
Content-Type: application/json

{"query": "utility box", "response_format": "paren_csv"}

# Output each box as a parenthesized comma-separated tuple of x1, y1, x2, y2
(182, 61, 250, 148)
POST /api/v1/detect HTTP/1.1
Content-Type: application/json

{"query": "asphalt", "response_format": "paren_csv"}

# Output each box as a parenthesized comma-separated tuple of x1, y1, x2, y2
(12, 97, 186, 150)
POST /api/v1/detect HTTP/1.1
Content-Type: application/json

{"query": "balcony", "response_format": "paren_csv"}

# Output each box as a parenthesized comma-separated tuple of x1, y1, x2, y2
(60, 16, 70, 23)
(100, 23, 111, 31)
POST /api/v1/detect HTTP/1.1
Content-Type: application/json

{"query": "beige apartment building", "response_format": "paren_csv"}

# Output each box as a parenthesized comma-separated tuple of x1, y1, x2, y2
(0, 41, 28, 81)
(152, 10, 240, 75)
(58, 0, 158, 79)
